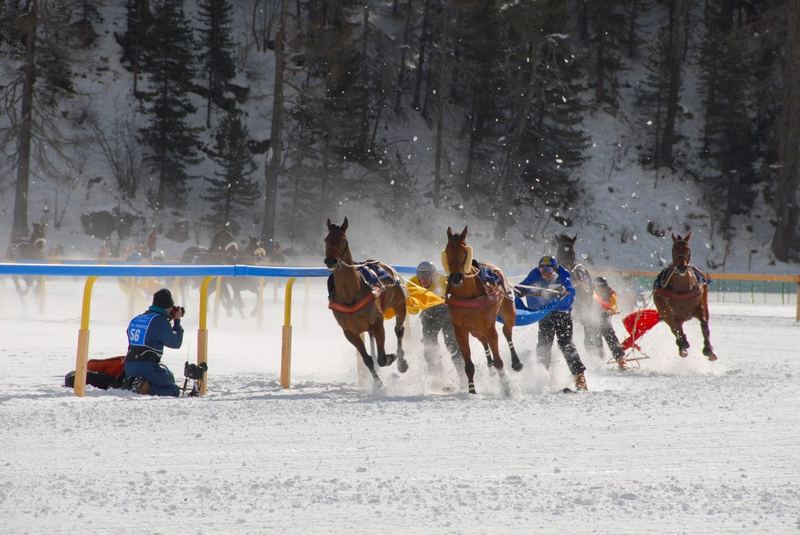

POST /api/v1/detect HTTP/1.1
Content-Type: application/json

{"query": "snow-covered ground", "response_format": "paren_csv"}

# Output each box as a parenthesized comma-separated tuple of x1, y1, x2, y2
(1, 277, 799, 533)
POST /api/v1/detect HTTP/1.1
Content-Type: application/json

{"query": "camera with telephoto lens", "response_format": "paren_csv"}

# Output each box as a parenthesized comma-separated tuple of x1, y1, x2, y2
(170, 305, 185, 319)
(184, 361, 207, 380)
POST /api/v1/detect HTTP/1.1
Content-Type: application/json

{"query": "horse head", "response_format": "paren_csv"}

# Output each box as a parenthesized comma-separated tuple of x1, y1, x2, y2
(324, 217, 349, 270)
(554, 233, 577, 269)
(443, 226, 473, 288)
(30, 223, 47, 254)
(671, 231, 692, 274)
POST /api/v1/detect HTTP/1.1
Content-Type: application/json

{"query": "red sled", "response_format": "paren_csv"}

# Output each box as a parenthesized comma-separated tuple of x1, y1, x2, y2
(608, 309, 661, 367)
(64, 356, 126, 390)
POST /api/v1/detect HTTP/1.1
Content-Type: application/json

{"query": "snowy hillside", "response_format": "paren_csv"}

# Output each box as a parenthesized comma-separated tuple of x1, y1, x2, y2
(0, 1, 795, 276)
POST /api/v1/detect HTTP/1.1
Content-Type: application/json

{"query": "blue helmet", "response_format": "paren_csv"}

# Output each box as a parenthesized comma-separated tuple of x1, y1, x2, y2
(538, 255, 557, 270)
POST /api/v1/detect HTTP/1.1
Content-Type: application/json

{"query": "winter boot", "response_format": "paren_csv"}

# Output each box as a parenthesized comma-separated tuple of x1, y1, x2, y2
(615, 357, 627, 370)
(575, 372, 588, 391)
(131, 376, 150, 395)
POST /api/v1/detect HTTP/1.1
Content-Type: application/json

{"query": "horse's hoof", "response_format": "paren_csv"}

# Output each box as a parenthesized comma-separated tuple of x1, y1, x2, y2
(373, 377, 384, 389)
(512, 360, 523, 372)
(493, 359, 504, 370)
(679, 349, 688, 358)
(486, 359, 494, 368)
(468, 383, 477, 394)
(378, 354, 396, 367)
(397, 358, 409, 373)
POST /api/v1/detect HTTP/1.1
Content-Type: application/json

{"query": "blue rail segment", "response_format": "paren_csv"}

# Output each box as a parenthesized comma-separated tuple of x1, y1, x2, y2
(0, 263, 418, 278)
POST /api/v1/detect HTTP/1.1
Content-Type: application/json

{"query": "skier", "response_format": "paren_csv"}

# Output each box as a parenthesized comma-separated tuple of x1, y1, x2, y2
(515, 255, 588, 391)
(408, 261, 462, 377)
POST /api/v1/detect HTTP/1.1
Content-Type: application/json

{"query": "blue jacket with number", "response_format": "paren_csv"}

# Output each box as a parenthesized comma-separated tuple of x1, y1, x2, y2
(126, 306, 183, 362)
(517, 266, 576, 313)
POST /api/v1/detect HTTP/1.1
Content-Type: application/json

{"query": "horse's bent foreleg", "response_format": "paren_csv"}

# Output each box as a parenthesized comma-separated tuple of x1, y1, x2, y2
(482, 342, 493, 368)
(372, 320, 396, 367)
(394, 313, 408, 373)
(343, 329, 382, 387)
(662, 312, 689, 358)
(696, 306, 716, 360)
(501, 323, 522, 372)
(487, 327, 504, 370)
(454, 327, 476, 394)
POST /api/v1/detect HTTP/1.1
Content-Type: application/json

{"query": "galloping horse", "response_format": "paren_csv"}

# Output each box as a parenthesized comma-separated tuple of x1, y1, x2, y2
(443, 226, 522, 394)
(653, 232, 717, 360)
(6, 223, 47, 297)
(555, 233, 607, 355)
(324, 218, 408, 388)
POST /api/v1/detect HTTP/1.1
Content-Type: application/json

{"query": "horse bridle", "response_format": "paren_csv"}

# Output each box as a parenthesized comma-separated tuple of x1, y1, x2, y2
(672, 239, 691, 272)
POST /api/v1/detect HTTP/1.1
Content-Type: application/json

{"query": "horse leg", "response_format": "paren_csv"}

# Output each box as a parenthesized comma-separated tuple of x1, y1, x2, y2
(499, 299, 522, 371)
(454, 327, 476, 394)
(662, 313, 689, 357)
(343, 329, 383, 387)
(674, 325, 690, 357)
(13, 276, 28, 298)
(373, 320, 396, 367)
(487, 328, 504, 370)
(394, 313, 408, 373)
(482, 343, 493, 368)
(501, 323, 522, 372)
(696, 308, 716, 361)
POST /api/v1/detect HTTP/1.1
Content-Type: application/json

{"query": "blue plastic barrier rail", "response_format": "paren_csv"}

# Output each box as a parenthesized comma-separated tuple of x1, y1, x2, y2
(0, 263, 418, 277)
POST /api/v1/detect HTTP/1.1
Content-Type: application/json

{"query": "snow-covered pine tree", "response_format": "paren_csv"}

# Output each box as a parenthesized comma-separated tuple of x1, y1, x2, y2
(635, 26, 670, 168)
(201, 110, 259, 233)
(197, 0, 236, 127)
(584, 0, 629, 107)
(117, 0, 151, 95)
(139, 0, 201, 211)
(698, 0, 758, 243)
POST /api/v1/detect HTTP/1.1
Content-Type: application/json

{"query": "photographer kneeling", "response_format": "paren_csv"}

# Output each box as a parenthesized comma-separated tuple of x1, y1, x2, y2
(125, 288, 184, 397)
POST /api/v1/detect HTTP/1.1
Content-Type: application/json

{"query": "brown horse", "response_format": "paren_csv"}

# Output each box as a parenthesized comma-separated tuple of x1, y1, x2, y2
(653, 232, 717, 360)
(324, 218, 408, 388)
(443, 226, 522, 394)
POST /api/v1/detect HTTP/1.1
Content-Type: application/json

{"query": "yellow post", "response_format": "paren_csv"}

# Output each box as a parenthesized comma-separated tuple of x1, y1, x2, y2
(213, 276, 222, 327)
(73, 276, 97, 397)
(256, 278, 265, 329)
(280, 277, 297, 388)
(796, 277, 800, 322)
(197, 276, 214, 395)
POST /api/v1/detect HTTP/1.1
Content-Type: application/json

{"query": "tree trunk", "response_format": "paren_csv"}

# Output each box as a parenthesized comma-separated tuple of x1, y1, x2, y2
(433, 10, 448, 209)
(394, 0, 413, 113)
(261, 0, 289, 246)
(596, 43, 605, 103)
(771, 0, 800, 261)
(359, 5, 369, 155)
(659, 0, 689, 169)
(627, 0, 638, 58)
(412, 0, 430, 110)
(12, 0, 37, 242)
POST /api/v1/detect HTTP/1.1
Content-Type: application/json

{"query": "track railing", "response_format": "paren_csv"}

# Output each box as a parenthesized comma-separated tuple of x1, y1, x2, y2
(0, 262, 416, 397)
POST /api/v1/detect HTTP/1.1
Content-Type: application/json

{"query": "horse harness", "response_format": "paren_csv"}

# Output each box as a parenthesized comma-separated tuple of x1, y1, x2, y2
(445, 264, 511, 309)
(328, 262, 401, 315)
(654, 264, 705, 301)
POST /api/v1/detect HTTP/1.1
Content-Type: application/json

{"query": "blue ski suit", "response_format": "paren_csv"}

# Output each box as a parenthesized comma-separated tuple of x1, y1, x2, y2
(125, 306, 183, 396)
